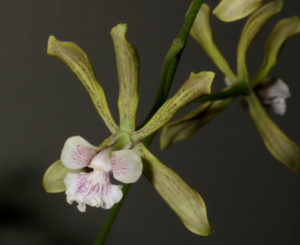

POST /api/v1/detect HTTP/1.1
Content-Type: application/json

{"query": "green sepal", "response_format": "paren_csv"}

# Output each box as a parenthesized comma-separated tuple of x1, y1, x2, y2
(135, 143, 213, 236)
(132, 71, 214, 141)
(213, 0, 264, 22)
(247, 91, 300, 171)
(160, 99, 232, 149)
(43, 160, 85, 193)
(191, 4, 236, 82)
(252, 16, 300, 86)
(111, 24, 140, 132)
(237, 0, 283, 80)
(47, 36, 119, 133)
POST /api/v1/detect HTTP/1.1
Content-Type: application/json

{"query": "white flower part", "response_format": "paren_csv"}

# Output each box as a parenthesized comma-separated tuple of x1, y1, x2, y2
(100, 182, 124, 209)
(64, 170, 123, 212)
(90, 148, 112, 172)
(61, 136, 98, 169)
(258, 78, 291, 116)
(111, 149, 143, 184)
(271, 98, 286, 116)
(224, 76, 232, 86)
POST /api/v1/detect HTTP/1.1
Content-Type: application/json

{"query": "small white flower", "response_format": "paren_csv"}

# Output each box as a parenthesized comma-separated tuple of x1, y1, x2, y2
(61, 136, 143, 212)
(258, 77, 291, 116)
(224, 76, 291, 116)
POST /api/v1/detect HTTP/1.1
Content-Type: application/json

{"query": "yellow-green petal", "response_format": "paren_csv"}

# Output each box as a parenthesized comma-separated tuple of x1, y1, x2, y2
(43, 160, 84, 193)
(237, 0, 283, 80)
(111, 24, 140, 132)
(247, 91, 300, 171)
(191, 4, 236, 82)
(47, 36, 119, 133)
(160, 99, 232, 149)
(252, 16, 300, 86)
(135, 143, 213, 236)
(213, 0, 264, 22)
(132, 71, 214, 141)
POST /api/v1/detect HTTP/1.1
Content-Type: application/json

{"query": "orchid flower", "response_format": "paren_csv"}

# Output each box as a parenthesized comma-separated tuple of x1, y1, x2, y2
(160, 0, 300, 171)
(42, 23, 215, 235)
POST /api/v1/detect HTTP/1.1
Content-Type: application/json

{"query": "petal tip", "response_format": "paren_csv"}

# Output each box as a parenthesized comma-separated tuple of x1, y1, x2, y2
(186, 223, 214, 236)
(192, 71, 215, 94)
(47, 35, 57, 56)
(110, 23, 127, 36)
(213, 0, 264, 22)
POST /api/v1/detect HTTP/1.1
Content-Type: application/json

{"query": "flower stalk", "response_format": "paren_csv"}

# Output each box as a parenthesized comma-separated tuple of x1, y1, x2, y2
(143, 0, 204, 124)
(94, 184, 131, 245)
(197, 80, 250, 103)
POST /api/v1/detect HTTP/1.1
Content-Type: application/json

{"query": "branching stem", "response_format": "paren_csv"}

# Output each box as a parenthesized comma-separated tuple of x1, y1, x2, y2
(197, 81, 250, 103)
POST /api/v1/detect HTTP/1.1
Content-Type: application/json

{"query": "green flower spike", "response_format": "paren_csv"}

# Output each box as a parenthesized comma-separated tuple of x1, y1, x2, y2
(43, 23, 215, 235)
(161, 1, 300, 171)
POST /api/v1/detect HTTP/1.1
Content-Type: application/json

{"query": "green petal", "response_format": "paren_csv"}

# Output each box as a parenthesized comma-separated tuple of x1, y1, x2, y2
(213, 0, 264, 22)
(160, 99, 232, 149)
(247, 91, 300, 171)
(111, 24, 140, 132)
(252, 16, 300, 86)
(43, 160, 83, 193)
(237, 0, 283, 80)
(191, 4, 236, 82)
(135, 143, 213, 236)
(132, 71, 214, 141)
(47, 36, 119, 133)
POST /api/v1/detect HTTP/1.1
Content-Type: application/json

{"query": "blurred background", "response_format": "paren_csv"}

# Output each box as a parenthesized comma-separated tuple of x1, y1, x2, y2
(0, 0, 299, 244)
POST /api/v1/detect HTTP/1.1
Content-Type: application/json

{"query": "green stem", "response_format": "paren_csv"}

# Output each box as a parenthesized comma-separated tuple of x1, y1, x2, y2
(196, 81, 250, 103)
(94, 184, 131, 245)
(94, 1, 204, 244)
(142, 0, 204, 125)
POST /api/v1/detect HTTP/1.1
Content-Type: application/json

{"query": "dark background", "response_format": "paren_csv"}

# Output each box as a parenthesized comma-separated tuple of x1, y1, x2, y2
(0, 0, 299, 244)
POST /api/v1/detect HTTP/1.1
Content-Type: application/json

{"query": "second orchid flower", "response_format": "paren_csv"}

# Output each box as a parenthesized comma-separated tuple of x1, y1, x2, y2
(43, 24, 215, 236)
(161, 0, 300, 172)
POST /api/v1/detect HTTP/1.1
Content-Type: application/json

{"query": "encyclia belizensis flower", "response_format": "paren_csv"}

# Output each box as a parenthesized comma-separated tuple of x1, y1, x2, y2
(43, 24, 215, 235)
(160, 0, 300, 171)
